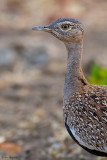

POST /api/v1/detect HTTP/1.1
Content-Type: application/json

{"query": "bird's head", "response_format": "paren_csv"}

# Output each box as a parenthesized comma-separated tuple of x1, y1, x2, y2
(32, 18, 84, 43)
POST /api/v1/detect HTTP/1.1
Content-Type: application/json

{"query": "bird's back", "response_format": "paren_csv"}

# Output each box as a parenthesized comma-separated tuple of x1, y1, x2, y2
(63, 84, 107, 156)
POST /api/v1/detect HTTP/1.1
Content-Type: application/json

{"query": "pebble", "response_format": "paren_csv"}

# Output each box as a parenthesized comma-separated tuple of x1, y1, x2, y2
(0, 137, 6, 143)
(0, 47, 17, 67)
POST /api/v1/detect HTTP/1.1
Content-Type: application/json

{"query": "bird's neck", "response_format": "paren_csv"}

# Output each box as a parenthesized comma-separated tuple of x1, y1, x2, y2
(63, 40, 88, 103)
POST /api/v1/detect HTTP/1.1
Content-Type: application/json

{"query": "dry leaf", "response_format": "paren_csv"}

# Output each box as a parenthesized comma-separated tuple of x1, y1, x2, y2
(0, 142, 22, 155)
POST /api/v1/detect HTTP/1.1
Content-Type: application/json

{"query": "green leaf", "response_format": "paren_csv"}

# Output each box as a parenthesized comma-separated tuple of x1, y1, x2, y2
(88, 62, 107, 85)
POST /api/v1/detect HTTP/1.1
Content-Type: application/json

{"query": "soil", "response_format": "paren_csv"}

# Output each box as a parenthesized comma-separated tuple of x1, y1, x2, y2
(0, 33, 106, 160)
(0, 0, 107, 159)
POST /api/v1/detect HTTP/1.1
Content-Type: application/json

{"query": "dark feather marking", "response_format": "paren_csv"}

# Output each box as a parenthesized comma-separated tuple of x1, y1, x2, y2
(65, 119, 107, 157)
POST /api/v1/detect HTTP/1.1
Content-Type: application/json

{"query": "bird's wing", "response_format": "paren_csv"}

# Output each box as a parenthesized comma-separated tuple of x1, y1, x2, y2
(63, 85, 107, 154)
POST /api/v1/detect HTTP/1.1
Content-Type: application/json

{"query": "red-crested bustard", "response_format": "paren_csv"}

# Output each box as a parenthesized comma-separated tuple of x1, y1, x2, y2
(32, 18, 107, 157)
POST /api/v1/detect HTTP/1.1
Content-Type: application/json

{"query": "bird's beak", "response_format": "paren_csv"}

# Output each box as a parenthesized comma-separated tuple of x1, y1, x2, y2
(32, 25, 51, 32)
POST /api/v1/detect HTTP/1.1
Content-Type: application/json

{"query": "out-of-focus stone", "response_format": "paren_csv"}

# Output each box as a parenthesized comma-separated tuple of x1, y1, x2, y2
(22, 45, 49, 66)
(0, 137, 6, 143)
(0, 47, 17, 68)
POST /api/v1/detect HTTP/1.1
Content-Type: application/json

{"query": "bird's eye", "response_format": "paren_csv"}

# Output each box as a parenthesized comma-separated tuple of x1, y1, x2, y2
(61, 24, 70, 30)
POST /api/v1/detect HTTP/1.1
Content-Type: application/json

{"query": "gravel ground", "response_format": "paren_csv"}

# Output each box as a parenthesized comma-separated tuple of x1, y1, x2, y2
(0, 32, 106, 160)
(0, 1, 107, 158)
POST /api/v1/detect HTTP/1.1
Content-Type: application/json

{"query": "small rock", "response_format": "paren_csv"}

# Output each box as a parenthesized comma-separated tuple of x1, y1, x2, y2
(51, 143, 61, 150)
(47, 137, 56, 143)
(17, 121, 30, 129)
(0, 47, 17, 68)
(22, 45, 49, 66)
(0, 137, 6, 143)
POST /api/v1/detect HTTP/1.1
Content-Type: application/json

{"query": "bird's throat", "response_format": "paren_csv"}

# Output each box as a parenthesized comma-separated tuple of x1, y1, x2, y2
(63, 40, 88, 103)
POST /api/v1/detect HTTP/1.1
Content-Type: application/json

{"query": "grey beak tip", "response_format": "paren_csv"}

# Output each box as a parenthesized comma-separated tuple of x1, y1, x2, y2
(32, 26, 39, 31)
(32, 25, 50, 31)
(32, 26, 44, 31)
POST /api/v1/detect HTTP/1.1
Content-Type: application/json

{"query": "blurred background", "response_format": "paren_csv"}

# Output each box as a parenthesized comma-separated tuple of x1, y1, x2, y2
(0, 0, 107, 160)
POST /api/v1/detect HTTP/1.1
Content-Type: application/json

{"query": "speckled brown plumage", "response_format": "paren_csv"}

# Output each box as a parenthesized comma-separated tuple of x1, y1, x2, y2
(32, 17, 107, 156)
(63, 85, 107, 154)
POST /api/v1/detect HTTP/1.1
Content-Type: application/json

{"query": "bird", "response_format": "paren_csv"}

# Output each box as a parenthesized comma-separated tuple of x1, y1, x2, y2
(32, 17, 107, 156)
